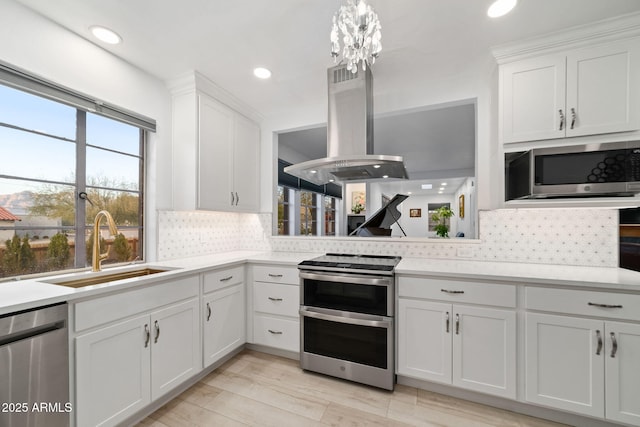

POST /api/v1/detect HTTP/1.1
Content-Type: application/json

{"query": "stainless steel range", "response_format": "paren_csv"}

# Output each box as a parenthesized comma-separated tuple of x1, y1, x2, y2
(298, 253, 401, 390)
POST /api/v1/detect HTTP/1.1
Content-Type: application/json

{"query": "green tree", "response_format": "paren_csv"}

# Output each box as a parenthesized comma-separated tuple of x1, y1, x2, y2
(3, 235, 36, 274)
(47, 232, 71, 269)
(112, 233, 132, 262)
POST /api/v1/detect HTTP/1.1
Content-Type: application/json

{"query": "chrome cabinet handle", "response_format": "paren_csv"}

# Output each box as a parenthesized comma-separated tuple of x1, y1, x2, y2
(611, 332, 618, 358)
(596, 330, 602, 355)
(455, 313, 460, 335)
(144, 324, 150, 348)
(268, 273, 283, 278)
(268, 329, 283, 335)
(445, 311, 450, 333)
(206, 302, 212, 321)
(235, 192, 239, 205)
(588, 302, 623, 309)
(570, 108, 576, 129)
(268, 297, 283, 301)
(154, 320, 160, 343)
(220, 276, 233, 282)
(559, 109, 565, 130)
(441, 289, 464, 294)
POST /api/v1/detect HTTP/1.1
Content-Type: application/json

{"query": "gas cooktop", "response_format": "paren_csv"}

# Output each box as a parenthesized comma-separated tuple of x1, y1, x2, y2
(298, 253, 401, 275)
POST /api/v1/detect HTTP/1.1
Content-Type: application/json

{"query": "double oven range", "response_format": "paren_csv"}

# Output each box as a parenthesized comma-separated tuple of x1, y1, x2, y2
(298, 253, 401, 390)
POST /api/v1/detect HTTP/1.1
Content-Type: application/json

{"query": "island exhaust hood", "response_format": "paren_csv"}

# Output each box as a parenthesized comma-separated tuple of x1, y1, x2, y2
(284, 65, 408, 185)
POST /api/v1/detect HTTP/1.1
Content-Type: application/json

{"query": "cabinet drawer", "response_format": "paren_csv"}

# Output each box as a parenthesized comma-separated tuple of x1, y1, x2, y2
(398, 276, 516, 308)
(253, 282, 299, 317)
(75, 275, 199, 331)
(253, 265, 299, 285)
(253, 314, 299, 352)
(204, 266, 244, 293)
(525, 287, 640, 321)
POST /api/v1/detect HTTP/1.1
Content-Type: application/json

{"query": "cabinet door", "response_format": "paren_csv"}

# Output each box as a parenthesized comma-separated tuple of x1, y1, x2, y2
(500, 55, 566, 143)
(150, 298, 201, 401)
(75, 315, 151, 427)
(566, 40, 640, 137)
(605, 321, 640, 425)
(397, 299, 452, 384)
(203, 284, 246, 367)
(525, 313, 604, 417)
(452, 305, 516, 399)
(233, 113, 260, 212)
(198, 94, 234, 210)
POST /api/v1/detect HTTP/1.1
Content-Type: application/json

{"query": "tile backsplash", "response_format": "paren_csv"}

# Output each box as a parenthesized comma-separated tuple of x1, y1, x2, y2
(157, 208, 618, 267)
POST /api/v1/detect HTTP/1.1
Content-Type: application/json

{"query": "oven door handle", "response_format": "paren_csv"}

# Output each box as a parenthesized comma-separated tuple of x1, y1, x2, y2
(299, 271, 392, 286)
(300, 307, 391, 328)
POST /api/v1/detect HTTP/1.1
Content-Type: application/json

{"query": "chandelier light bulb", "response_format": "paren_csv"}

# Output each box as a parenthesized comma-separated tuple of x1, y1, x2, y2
(330, 0, 382, 73)
(487, 0, 517, 18)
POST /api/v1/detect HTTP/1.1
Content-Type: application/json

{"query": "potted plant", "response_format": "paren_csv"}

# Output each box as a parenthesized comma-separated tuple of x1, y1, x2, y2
(431, 206, 454, 238)
(351, 203, 364, 214)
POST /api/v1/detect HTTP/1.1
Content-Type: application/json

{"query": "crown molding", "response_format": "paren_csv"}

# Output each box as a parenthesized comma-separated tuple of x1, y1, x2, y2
(492, 11, 640, 64)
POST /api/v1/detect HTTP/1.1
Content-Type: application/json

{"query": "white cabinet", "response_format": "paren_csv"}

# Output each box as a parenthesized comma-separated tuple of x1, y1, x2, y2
(74, 276, 200, 427)
(198, 93, 259, 212)
(397, 277, 516, 399)
(500, 38, 640, 143)
(525, 287, 640, 425)
(250, 264, 300, 352)
(202, 266, 246, 367)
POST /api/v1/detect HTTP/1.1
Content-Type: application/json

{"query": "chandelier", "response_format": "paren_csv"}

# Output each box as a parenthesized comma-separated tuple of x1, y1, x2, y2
(330, 0, 382, 73)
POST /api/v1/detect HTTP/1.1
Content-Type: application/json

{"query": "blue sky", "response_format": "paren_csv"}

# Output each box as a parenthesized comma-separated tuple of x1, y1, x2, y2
(0, 84, 140, 195)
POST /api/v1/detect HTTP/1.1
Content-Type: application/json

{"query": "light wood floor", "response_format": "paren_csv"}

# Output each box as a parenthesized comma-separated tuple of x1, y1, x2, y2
(136, 350, 567, 427)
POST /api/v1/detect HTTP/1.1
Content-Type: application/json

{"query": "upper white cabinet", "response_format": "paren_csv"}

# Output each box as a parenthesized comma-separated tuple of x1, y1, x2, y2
(169, 71, 261, 212)
(500, 37, 640, 144)
(198, 94, 260, 212)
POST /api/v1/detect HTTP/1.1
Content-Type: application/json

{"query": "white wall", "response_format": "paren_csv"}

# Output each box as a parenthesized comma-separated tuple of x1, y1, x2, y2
(2, 1, 173, 261)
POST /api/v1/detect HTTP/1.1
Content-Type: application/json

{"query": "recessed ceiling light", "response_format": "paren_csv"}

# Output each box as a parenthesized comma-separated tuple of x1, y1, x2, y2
(382, 175, 389, 179)
(407, 191, 412, 195)
(90, 25, 122, 44)
(441, 182, 447, 186)
(253, 67, 272, 79)
(329, 179, 335, 182)
(310, 170, 317, 174)
(373, 164, 381, 169)
(487, 0, 517, 18)
(439, 187, 445, 191)
(421, 184, 433, 190)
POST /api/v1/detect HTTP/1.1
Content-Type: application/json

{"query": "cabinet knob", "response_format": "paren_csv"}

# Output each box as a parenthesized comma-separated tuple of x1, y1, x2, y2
(610, 332, 618, 358)
(154, 320, 160, 343)
(144, 324, 150, 348)
(559, 109, 565, 131)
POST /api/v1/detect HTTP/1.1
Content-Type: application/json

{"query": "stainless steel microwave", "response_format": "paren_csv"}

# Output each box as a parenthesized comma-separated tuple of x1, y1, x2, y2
(505, 142, 640, 200)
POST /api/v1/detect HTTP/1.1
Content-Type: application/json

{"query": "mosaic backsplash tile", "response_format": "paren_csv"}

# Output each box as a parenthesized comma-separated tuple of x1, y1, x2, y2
(157, 208, 618, 267)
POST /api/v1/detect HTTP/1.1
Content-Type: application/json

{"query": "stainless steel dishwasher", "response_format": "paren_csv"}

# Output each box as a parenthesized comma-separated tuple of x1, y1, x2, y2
(0, 302, 70, 427)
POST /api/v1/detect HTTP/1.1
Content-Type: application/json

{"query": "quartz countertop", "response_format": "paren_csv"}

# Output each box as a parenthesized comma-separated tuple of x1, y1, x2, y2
(2, 250, 639, 316)
(397, 257, 640, 291)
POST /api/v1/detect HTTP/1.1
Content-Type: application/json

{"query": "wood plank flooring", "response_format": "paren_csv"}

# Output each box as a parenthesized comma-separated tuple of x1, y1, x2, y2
(136, 350, 567, 427)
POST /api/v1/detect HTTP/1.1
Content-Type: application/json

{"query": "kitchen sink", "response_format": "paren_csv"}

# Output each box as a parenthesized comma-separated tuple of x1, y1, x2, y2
(43, 267, 173, 288)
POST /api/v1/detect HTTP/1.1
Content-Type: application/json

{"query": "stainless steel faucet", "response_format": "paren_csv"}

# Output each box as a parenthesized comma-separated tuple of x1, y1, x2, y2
(92, 210, 119, 272)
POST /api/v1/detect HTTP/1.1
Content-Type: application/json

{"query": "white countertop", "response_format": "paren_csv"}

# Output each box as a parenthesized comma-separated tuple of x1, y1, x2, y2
(397, 258, 640, 290)
(1, 250, 639, 316)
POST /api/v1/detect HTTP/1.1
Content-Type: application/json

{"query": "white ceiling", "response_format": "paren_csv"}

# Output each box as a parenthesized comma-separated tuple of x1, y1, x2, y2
(14, 0, 640, 120)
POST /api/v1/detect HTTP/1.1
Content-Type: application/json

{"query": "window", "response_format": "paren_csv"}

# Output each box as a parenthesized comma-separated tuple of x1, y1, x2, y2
(300, 191, 317, 235)
(0, 81, 147, 279)
(324, 196, 336, 236)
(277, 185, 291, 236)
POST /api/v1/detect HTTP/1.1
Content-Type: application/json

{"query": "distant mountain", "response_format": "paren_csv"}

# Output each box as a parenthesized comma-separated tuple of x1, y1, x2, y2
(0, 191, 34, 215)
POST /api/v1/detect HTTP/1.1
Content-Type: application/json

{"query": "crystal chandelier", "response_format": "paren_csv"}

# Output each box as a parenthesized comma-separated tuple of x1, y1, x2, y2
(330, 0, 382, 73)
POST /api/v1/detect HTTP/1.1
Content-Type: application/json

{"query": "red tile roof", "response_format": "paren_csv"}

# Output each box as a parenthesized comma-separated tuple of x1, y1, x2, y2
(0, 207, 20, 221)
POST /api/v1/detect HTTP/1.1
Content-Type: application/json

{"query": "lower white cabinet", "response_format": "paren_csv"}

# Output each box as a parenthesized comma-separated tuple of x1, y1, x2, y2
(398, 298, 516, 399)
(526, 312, 640, 424)
(250, 264, 300, 352)
(75, 297, 200, 427)
(203, 283, 245, 367)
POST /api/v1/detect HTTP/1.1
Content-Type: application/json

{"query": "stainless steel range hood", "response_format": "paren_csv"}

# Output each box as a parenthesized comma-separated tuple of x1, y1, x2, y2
(284, 65, 408, 185)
